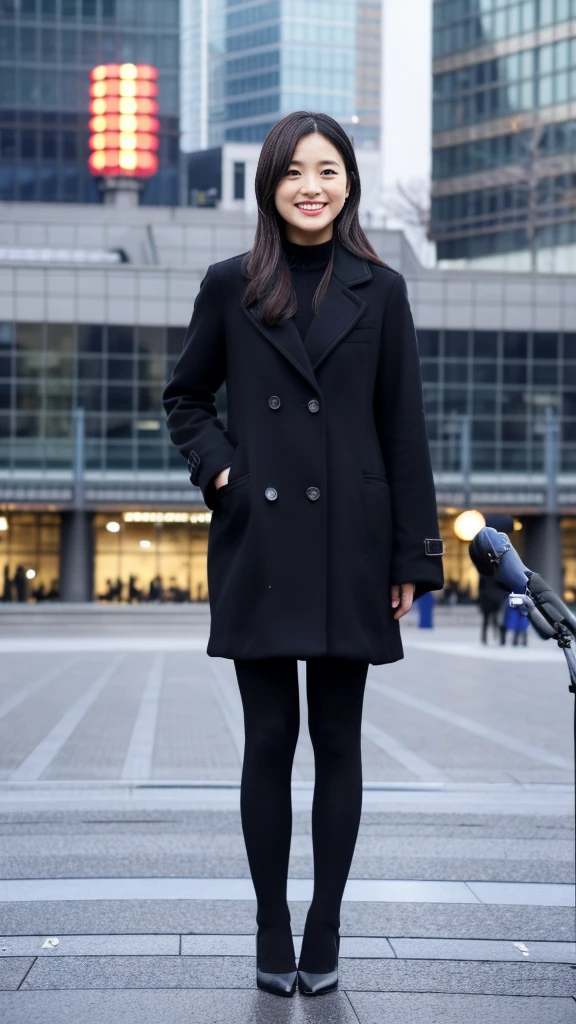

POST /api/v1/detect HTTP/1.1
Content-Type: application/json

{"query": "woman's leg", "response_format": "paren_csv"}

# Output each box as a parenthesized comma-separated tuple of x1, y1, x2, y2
(233, 656, 300, 972)
(298, 656, 369, 972)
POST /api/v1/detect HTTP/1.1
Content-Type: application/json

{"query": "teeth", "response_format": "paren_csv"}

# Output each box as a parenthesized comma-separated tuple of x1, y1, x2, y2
(297, 204, 325, 210)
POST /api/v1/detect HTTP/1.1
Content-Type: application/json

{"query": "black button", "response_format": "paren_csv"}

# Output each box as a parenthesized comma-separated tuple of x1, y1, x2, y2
(265, 487, 278, 501)
(308, 399, 320, 413)
(306, 486, 320, 502)
(268, 395, 281, 410)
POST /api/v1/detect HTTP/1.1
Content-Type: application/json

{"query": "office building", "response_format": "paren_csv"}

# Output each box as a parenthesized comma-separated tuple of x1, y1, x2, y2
(430, 0, 576, 271)
(0, 0, 180, 205)
(0, 202, 575, 603)
(180, 0, 381, 152)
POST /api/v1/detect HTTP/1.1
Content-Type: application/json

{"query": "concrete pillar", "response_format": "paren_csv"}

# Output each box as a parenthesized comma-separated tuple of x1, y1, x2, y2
(522, 514, 563, 596)
(59, 511, 95, 603)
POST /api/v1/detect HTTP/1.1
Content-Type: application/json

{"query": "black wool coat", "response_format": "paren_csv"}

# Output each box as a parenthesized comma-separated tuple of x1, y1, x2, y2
(163, 237, 444, 665)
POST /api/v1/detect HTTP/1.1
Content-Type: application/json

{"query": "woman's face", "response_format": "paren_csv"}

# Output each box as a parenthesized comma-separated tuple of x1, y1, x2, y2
(274, 132, 350, 245)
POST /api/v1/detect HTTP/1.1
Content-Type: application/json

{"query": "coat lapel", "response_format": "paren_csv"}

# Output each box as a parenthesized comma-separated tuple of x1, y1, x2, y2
(241, 237, 373, 389)
(242, 303, 318, 391)
(304, 241, 372, 370)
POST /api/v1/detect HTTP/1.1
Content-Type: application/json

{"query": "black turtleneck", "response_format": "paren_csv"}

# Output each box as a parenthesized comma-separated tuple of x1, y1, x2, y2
(282, 235, 334, 346)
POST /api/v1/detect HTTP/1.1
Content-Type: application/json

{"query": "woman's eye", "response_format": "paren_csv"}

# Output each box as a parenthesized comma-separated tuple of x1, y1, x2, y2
(286, 169, 337, 176)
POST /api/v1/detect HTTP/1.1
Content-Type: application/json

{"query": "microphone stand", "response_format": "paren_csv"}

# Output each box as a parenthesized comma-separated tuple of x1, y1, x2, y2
(469, 528, 576, 937)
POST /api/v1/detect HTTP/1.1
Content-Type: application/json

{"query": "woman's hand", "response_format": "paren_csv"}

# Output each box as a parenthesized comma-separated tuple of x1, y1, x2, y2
(391, 582, 415, 620)
(214, 467, 231, 490)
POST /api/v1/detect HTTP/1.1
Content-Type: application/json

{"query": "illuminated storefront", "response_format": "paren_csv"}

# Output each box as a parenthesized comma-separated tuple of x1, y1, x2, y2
(94, 511, 210, 603)
(2, 508, 576, 605)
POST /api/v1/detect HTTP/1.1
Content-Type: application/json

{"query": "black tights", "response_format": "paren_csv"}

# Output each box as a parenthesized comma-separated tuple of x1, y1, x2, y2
(234, 656, 368, 972)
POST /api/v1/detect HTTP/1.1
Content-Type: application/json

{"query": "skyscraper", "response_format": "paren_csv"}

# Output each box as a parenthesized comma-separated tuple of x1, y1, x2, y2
(180, 0, 381, 153)
(0, 0, 180, 205)
(430, 0, 576, 270)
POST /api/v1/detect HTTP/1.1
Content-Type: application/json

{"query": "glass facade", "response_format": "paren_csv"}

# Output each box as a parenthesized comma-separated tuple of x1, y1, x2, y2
(420, 327, 576, 472)
(434, 38, 576, 132)
(0, 321, 231, 473)
(433, 0, 576, 59)
(0, 0, 180, 204)
(1, 319, 575, 476)
(431, 0, 576, 262)
(208, 0, 380, 148)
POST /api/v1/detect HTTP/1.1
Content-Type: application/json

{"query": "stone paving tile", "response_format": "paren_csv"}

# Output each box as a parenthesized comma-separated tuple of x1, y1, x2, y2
(0, 934, 179, 956)
(1, 808, 571, 835)
(339, 959, 576, 996)
(1, 899, 573, 942)
(389, 937, 576, 963)
(180, 934, 396, 958)
(19, 954, 576, 996)
(153, 674, 241, 780)
(2, 852, 572, 883)
(41, 657, 149, 782)
(0, 957, 35, 990)
(348, 992, 576, 1024)
(0, 989, 359, 1024)
(21, 955, 255, 989)
(468, 879, 576, 906)
(5, 875, 573, 905)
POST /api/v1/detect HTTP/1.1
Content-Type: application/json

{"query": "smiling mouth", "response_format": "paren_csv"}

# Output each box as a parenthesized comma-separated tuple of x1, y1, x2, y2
(295, 202, 327, 210)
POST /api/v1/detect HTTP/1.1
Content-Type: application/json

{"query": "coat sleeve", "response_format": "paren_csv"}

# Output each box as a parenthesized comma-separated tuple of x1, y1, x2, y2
(162, 263, 235, 511)
(374, 272, 444, 601)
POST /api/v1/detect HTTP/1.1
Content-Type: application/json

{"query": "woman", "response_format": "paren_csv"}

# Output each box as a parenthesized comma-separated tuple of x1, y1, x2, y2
(163, 111, 444, 998)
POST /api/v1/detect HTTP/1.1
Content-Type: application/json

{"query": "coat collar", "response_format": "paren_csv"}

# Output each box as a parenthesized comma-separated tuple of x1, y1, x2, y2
(241, 235, 373, 392)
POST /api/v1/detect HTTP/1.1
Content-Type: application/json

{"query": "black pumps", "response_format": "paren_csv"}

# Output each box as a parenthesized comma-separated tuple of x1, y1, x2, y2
(254, 925, 340, 997)
(255, 931, 297, 997)
(297, 930, 340, 996)
(297, 965, 338, 996)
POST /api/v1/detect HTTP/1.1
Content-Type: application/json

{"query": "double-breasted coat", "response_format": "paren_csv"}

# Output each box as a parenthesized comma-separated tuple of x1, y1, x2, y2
(163, 237, 444, 665)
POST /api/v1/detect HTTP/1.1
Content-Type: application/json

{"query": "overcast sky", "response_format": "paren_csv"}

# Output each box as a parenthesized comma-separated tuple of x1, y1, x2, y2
(381, 0, 433, 191)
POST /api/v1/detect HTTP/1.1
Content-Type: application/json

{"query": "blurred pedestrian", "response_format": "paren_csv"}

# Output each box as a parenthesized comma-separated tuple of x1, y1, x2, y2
(501, 602, 529, 646)
(13, 565, 27, 603)
(128, 574, 142, 603)
(163, 111, 444, 998)
(148, 575, 163, 602)
(477, 575, 508, 645)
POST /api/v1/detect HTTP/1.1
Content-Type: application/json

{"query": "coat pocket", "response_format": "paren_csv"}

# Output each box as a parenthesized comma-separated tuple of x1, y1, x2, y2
(216, 471, 250, 497)
(216, 441, 250, 496)
(345, 318, 377, 343)
(362, 472, 389, 486)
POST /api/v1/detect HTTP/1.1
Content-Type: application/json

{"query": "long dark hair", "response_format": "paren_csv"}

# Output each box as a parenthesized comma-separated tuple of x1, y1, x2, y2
(241, 111, 388, 326)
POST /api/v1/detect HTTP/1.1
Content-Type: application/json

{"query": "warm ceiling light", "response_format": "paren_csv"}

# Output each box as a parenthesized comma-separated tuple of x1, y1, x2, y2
(0, 516, 8, 531)
(26, 569, 36, 579)
(453, 509, 486, 542)
(106, 521, 121, 533)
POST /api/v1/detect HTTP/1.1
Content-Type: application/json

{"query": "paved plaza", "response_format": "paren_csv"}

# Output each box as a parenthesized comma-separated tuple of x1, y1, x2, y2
(0, 608, 574, 1022)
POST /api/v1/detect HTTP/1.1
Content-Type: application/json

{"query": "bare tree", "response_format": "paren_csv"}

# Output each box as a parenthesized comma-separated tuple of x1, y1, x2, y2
(383, 178, 432, 234)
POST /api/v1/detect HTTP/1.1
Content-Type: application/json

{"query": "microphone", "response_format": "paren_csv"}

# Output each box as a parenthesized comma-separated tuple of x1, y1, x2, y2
(469, 526, 576, 642)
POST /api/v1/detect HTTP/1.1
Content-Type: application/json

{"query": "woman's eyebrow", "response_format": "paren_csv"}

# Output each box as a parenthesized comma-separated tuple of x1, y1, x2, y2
(289, 159, 340, 166)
